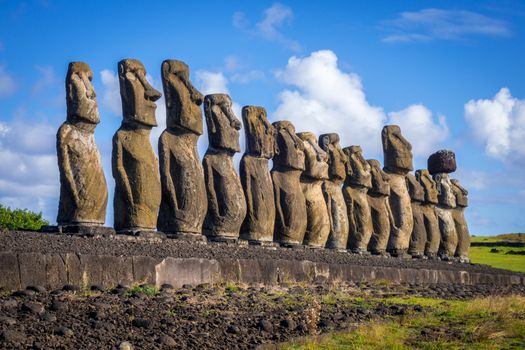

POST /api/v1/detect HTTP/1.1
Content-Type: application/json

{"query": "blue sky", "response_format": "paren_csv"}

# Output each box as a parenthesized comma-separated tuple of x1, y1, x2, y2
(0, 0, 524, 235)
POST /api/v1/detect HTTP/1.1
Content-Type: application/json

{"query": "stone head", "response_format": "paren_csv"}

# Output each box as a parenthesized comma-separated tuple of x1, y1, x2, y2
(319, 133, 347, 181)
(451, 179, 468, 208)
(343, 145, 371, 188)
(161, 59, 204, 134)
(367, 159, 390, 196)
(381, 125, 413, 174)
(406, 173, 425, 202)
(66, 61, 100, 125)
(272, 121, 305, 171)
(118, 59, 161, 128)
(204, 94, 241, 153)
(297, 132, 328, 180)
(242, 106, 275, 159)
(415, 169, 438, 204)
(433, 173, 456, 208)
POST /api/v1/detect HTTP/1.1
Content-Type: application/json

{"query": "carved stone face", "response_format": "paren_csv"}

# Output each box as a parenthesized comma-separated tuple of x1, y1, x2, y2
(242, 106, 275, 159)
(273, 121, 305, 171)
(415, 169, 438, 204)
(382, 125, 413, 174)
(433, 173, 456, 208)
(118, 59, 161, 127)
(406, 173, 425, 202)
(204, 94, 241, 153)
(343, 145, 371, 188)
(319, 133, 347, 181)
(161, 60, 204, 134)
(66, 62, 100, 125)
(367, 159, 390, 196)
(451, 179, 468, 208)
(297, 132, 328, 180)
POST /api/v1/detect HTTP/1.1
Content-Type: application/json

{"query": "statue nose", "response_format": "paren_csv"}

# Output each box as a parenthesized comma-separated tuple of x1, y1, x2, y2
(145, 86, 162, 102)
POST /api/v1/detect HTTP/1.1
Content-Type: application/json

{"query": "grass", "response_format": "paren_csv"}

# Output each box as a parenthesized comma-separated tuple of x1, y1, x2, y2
(283, 295, 525, 350)
(125, 285, 158, 297)
(469, 246, 525, 273)
(471, 233, 525, 244)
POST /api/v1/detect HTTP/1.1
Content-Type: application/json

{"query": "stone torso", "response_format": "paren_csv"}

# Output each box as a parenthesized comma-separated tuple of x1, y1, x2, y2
(112, 127, 161, 230)
(240, 155, 275, 241)
(158, 130, 207, 233)
(57, 123, 108, 225)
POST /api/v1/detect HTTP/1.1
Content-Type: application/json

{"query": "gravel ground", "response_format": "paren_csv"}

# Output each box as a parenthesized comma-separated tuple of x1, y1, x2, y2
(1, 281, 524, 349)
(0, 230, 523, 276)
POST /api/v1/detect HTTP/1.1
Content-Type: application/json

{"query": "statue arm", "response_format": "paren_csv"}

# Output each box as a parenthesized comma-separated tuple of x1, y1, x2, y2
(57, 129, 80, 207)
(273, 179, 286, 231)
(112, 135, 133, 206)
(203, 158, 219, 219)
(158, 136, 179, 213)
(239, 160, 253, 218)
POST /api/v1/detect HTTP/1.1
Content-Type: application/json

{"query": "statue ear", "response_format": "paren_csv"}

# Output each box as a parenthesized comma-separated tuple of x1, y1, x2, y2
(205, 99, 216, 134)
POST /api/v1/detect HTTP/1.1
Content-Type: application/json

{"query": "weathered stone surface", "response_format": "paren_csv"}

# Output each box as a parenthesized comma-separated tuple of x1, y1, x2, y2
(57, 61, 107, 226)
(382, 125, 413, 256)
(343, 146, 373, 252)
(203, 94, 246, 239)
(272, 121, 307, 246)
(451, 179, 470, 260)
(406, 173, 426, 257)
(366, 160, 392, 254)
(428, 149, 457, 175)
(240, 106, 276, 243)
(112, 59, 162, 232)
(415, 169, 440, 257)
(297, 132, 330, 248)
(319, 133, 349, 250)
(157, 60, 207, 236)
(433, 173, 458, 259)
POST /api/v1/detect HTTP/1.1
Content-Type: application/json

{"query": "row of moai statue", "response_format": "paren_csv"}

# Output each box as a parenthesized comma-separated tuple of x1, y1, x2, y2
(56, 59, 470, 261)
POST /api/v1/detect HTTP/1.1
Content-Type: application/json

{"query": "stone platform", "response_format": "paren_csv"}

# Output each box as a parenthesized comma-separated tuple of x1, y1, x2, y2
(0, 230, 523, 291)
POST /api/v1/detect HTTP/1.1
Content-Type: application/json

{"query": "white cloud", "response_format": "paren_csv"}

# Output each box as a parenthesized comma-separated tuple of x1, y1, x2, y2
(196, 71, 229, 95)
(100, 69, 122, 115)
(383, 8, 511, 43)
(388, 104, 448, 156)
(233, 3, 301, 51)
(273, 50, 386, 154)
(273, 50, 449, 158)
(32, 65, 57, 95)
(0, 65, 17, 98)
(0, 120, 59, 221)
(464, 88, 525, 163)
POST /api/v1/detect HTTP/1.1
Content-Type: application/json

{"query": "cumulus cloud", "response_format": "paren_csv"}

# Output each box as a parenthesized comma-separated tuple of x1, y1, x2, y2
(464, 88, 525, 163)
(196, 71, 229, 95)
(100, 69, 122, 115)
(233, 3, 301, 51)
(0, 119, 59, 221)
(0, 65, 17, 98)
(273, 50, 448, 158)
(388, 104, 448, 156)
(382, 8, 511, 43)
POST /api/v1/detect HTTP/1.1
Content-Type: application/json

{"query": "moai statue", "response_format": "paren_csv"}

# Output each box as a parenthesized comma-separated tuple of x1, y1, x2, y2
(415, 169, 440, 258)
(112, 59, 162, 235)
(272, 121, 307, 247)
(297, 132, 330, 248)
(57, 62, 108, 233)
(319, 133, 349, 250)
(382, 125, 414, 257)
(157, 60, 207, 240)
(203, 94, 247, 241)
(406, 173, 426, 258)
(366, 159, 392, 256)
(343, 146, 373, 254)
(240, 106, 276, 244)
(429, 149, 459, 260)
(451, 179, 470, 263)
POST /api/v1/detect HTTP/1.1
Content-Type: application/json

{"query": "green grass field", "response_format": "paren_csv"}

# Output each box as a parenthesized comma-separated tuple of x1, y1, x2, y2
(283, 295, 525, 350)
(469, 233, 525, 273)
